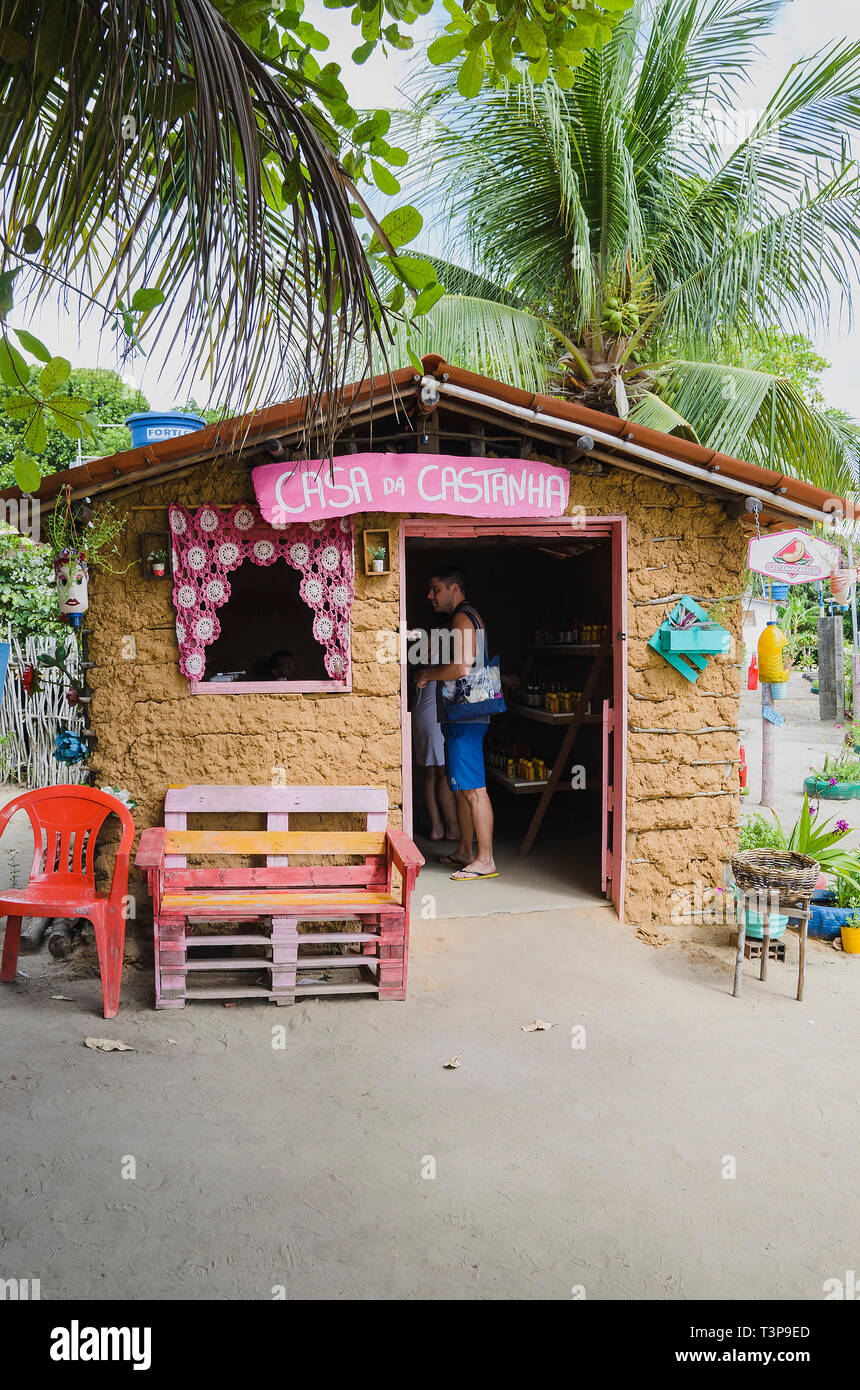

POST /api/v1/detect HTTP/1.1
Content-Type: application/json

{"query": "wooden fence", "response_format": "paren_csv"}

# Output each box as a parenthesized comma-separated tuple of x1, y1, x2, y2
(0, 628, 87, 788)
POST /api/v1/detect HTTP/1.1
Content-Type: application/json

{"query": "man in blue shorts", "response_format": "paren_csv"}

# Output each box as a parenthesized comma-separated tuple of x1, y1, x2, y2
(414, 567, 498, 881)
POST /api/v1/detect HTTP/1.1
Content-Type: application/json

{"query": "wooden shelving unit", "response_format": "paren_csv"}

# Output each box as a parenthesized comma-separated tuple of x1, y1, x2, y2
(494, 638, 611, 855)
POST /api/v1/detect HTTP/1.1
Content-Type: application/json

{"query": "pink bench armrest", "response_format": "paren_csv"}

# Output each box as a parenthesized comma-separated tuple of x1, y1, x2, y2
(386, 828, 425, 875)
(135, 828, 166, 870)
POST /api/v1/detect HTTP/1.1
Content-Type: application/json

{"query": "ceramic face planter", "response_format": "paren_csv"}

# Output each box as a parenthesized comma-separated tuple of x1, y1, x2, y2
(54, 549, 89, 616)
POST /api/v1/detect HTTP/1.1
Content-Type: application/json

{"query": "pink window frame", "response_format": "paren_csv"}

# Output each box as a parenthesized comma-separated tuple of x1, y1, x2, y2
(190, 675, 351, 695)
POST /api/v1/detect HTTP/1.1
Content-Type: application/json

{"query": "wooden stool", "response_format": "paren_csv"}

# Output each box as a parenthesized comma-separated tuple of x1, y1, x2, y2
(733, 892, 812, 1002)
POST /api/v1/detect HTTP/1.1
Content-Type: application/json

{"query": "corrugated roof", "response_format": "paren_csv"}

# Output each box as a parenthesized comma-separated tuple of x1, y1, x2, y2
(0, 355, 848, 524)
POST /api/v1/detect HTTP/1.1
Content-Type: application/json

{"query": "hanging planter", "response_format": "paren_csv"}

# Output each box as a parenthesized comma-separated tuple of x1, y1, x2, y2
(53, 549, 89, 625)
(43, 490, 130, 630)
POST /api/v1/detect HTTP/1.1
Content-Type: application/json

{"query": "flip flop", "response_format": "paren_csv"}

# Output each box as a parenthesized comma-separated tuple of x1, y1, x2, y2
(449, 868, 500, 880)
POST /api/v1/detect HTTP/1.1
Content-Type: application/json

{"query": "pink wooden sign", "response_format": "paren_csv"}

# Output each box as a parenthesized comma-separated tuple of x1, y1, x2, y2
(252, 452, 570, 523)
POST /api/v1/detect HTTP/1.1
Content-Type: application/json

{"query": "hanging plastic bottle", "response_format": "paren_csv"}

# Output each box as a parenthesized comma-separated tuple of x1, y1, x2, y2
(747, 653, 758, 691)
(739, 744, 748, 796)
(758, 621, 789, 701)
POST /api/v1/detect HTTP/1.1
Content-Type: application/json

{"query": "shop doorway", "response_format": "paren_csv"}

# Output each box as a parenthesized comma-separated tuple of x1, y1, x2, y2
(400, 517, 627, 919)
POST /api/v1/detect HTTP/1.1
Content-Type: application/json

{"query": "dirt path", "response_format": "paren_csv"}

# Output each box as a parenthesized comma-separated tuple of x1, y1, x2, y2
(1, 905, 858, 1300)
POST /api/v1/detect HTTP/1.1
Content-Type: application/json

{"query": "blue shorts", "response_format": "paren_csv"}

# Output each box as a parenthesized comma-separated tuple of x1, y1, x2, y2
(442, 721, 488, 791)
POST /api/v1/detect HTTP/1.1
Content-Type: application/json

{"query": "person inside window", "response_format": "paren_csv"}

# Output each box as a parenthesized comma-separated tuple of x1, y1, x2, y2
(268, 649, 296, 680)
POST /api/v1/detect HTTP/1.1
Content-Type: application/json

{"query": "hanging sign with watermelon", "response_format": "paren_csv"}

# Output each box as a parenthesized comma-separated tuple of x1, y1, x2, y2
(747, 528, 840, 584)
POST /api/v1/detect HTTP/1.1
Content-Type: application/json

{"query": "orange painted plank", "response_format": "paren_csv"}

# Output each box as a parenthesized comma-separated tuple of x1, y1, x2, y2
(160, 888, 401, 916)
(163, 830, 386, 857)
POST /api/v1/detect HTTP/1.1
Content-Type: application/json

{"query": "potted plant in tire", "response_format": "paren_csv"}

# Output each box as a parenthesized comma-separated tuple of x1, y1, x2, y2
(148, 548, 168, 578)
(804, 749, 860, 801)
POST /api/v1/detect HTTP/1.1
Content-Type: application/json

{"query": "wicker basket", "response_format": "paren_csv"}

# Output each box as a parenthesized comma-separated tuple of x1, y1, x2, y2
(731, 849, 820, 901)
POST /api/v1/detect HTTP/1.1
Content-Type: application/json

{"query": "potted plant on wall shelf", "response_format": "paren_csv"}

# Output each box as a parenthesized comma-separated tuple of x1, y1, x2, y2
(43, 491, 130, 631)
(370, 544, 388, 574)
(657, 597, 732, 655)
(148, 548, 168, 577)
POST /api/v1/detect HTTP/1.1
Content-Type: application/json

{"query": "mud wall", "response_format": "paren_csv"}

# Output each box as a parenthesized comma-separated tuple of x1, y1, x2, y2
(85, 456, 401, 908)
(85, 452, 744, 929)
(566, 464, 745, 928)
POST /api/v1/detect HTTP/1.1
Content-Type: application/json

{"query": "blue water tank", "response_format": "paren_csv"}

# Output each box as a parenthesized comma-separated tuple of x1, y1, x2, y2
(126, 411, 206, 448)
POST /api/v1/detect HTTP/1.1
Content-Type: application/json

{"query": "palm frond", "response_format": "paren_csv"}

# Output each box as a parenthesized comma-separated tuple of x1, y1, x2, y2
(370, 293, 554, 393)
(0, 0, 388, 436)
(627, 390, 701, 441)
(651, 358, 860, 494)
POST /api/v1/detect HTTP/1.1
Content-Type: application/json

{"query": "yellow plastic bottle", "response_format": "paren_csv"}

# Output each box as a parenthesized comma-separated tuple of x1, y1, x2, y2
(758, 621, 789, 699)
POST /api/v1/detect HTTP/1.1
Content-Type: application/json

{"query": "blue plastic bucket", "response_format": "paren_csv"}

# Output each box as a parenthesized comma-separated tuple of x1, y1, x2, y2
(126, 411, 206, 448)
(733, 888, 788, 940)
(770, 583, 790, 602)
(769, 680, 788, 700)
(808, 893, 853, 941)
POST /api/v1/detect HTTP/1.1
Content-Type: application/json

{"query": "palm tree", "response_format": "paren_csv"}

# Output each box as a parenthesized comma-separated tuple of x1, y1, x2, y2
(0, 0, 389, 433)
(388, 0, 860, 493)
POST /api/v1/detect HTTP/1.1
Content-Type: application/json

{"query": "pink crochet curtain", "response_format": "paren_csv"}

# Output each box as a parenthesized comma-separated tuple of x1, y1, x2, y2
(168, 503, 354, 682)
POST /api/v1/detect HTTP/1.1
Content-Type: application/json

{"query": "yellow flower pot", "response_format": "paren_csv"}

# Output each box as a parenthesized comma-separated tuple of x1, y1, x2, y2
(840, 922, 860, 954)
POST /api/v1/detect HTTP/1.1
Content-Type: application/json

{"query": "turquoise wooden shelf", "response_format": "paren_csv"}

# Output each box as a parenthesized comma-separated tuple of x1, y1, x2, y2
(648, 596, 731, 683)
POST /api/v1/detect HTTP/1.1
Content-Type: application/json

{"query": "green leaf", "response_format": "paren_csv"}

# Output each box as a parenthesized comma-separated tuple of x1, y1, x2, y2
(406, 344, 424, 372)
(529, 50, 551, 84)
(427, 33, 465, 64)
(457, 44, 486, 98)
(0, 29, 27, 62)
(0, 268, 19, 317)
(515, 15, 546, 60)
(13, 453, 41, 494)
(413, 281, 445, 315)
(295, 20, 330, 49)
(0, 337, 29, 388)
(385, 145, 409, 167)
(351, 40, 375, 62)
(22, 406, 47, 454)
(368, 204, 423, 252)
(47, 393, 91, 426)
(131, 287, 166, 313)
(389, 283, 406, 312)
(371, 159, 400, 195)
(39, 356, 72, 395)
(21, 222, 42, 254)
(391, 255, 437, 290)
(3, 391, 33, 421)
(14, 328, 51, 362)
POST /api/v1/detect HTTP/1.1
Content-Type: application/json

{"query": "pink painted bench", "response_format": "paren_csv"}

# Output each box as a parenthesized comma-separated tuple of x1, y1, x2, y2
(134, 785, 424, 1008)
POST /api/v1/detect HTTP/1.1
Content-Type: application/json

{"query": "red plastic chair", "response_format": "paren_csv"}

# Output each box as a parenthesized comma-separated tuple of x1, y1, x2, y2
(0, 786, 135, 1018)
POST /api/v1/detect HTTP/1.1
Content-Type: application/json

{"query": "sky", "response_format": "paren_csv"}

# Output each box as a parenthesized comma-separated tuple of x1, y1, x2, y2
(22, 0, 860, 418)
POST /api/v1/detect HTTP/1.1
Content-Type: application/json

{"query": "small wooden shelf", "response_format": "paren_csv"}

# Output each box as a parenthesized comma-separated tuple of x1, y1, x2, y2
(508, 705, 599, 725)
(487, 767, 576, 795)
(362, 528, 392, 576)
(528, 644, 601, 655)
(140, 527, 173, 580)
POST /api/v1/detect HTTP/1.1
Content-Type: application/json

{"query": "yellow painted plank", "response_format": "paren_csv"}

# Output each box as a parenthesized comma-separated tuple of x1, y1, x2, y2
(160, 888, 399, 913)
(163, 830, 387, 856)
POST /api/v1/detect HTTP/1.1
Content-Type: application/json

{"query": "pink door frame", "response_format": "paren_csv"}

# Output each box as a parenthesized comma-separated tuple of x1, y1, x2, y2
(398, 514, 628, 920)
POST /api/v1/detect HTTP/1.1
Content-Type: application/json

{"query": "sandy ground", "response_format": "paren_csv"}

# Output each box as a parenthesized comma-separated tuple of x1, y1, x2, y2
(1, 680, 858, 1302)
(2, 899, 859, 1301)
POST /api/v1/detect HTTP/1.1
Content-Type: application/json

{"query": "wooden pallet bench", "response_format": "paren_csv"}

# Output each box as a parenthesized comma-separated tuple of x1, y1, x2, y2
(134, 785, 424, 1008)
